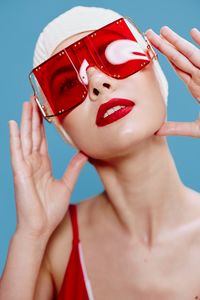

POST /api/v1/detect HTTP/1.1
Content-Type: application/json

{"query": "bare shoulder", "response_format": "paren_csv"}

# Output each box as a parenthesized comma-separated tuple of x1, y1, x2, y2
(43, 193, 103, 293)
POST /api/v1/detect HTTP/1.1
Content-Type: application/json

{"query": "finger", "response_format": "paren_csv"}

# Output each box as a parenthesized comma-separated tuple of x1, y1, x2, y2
(20, 102, 33, 156)
(30, 95, 43, 124)
(31, 94, 49, 156)
(61, 151, 88, 194)
(169, 61, 191, 85)
(32, 100, 42, 152)
(169, 61, 200, 104)
(39, 122, 48, 156)
(190, 28, 200, 46)
(155, 120, 200, 138)
(145, 29, 196, 75)
(160, 26, 200, 68)
(9, 120, 25, 171)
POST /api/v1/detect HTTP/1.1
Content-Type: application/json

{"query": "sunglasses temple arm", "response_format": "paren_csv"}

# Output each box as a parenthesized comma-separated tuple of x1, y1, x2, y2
(28, 72, 52, 123)
(143, 35, 158, 60)
(125, 16, 158, 60)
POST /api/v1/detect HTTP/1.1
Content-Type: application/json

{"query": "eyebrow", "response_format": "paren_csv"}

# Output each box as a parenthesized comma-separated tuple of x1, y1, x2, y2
(49, 64, 75, 87)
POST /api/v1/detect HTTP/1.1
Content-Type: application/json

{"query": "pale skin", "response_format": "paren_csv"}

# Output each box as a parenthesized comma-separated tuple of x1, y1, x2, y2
(0, 25, 200, 300)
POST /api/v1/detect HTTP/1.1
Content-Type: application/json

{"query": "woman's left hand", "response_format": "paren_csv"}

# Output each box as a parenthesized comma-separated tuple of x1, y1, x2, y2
(145, 26, 200, 137)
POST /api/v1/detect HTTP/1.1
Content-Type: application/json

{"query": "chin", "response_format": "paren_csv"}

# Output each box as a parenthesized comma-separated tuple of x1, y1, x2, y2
(97, 131, 156, 160)
(79, 114, 166, 160)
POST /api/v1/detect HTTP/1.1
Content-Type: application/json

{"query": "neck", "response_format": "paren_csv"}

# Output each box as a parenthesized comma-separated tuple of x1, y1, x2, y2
(91, 136, 187, 247)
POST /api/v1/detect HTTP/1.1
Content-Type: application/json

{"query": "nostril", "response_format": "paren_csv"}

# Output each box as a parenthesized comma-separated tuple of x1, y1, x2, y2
(103, 83, 111, 89)
(93, 88, 99, 96)
(86, 65, 91, 72)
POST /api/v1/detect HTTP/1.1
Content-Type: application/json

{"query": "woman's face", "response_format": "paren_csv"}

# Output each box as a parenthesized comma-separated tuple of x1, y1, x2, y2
(52, 31, 167, 160)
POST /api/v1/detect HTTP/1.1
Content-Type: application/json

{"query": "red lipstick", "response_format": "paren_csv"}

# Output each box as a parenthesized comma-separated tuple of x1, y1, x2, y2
(96, 98, 135, 127)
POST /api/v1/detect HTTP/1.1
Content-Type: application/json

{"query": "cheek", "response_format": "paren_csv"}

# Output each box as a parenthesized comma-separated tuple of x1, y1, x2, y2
(121, 68, 167, 131)
(138, 85, 166, 132)
(61, 104, 92, 148)
(133, 65, 166, 109)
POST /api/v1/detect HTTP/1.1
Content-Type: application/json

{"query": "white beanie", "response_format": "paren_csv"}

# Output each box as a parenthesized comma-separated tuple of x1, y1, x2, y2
(33, 6, 168, 149)
(33, 6, 122, 68)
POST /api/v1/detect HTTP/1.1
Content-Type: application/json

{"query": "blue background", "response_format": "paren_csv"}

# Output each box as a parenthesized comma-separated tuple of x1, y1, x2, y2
(0, 0, 199, 275)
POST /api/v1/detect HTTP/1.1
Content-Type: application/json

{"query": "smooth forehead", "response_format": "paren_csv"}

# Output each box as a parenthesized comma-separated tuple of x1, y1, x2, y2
(51, 30, 93, 56)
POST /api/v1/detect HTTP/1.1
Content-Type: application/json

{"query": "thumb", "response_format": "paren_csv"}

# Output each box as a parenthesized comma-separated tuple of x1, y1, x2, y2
(61, 151, 89, 193)
(155, 120, 200, 137)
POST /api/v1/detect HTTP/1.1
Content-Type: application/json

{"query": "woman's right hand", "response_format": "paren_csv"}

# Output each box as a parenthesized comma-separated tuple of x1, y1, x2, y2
(9, 98, 88, 238)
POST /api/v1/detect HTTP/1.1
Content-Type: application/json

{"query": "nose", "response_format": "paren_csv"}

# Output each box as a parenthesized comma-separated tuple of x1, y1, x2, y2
(86, 66, 116, 101)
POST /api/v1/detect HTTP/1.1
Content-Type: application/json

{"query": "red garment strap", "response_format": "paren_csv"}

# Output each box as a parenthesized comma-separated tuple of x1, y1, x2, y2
(69, 204, 80, 245)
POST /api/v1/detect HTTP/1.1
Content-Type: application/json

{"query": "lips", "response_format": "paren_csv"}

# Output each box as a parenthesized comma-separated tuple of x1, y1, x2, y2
(96, 98, 135, 127)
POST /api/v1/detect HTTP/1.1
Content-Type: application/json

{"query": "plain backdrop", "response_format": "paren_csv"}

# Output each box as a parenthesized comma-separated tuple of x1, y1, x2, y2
(0, 0, 199, 275)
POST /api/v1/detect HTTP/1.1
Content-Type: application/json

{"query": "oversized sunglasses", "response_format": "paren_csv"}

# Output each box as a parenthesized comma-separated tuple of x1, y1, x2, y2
(29, 17, 157, 123)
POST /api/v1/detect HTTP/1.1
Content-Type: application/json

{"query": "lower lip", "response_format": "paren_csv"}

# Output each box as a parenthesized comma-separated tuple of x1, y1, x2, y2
(96, 105, 135, 127)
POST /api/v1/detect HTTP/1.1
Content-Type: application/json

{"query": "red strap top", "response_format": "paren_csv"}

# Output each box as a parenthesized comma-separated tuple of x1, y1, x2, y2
(57, 204, 90, 300)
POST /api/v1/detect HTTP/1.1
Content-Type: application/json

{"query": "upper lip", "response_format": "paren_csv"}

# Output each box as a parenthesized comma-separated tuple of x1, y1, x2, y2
(96, 98, 135, 122)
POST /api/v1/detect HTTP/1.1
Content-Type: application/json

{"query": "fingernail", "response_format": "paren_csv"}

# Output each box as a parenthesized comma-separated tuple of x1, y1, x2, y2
(30, 95, 35, 103)
(8, 120, 15, 127)
(160, 26, 170, 33)
(79, 150, 88, 157)
(145, 28, 153, 35)
(192, 27, 199, 32)
(79, 151, 89, 160)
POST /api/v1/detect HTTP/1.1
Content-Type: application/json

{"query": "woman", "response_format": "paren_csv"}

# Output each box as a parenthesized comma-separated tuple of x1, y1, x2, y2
(1, 5, 200, 300)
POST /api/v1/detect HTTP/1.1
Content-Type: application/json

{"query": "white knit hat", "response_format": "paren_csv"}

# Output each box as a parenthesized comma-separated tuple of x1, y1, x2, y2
(33, 6, 122, 68)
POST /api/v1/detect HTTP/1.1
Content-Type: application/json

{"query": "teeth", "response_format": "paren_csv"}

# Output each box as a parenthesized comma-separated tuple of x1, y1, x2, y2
(103, 105, 125, 118)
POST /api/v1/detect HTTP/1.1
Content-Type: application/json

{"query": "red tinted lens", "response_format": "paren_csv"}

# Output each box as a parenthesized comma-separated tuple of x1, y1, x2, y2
(32, 50, 88, 118)
(86, 18, 150, 79)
